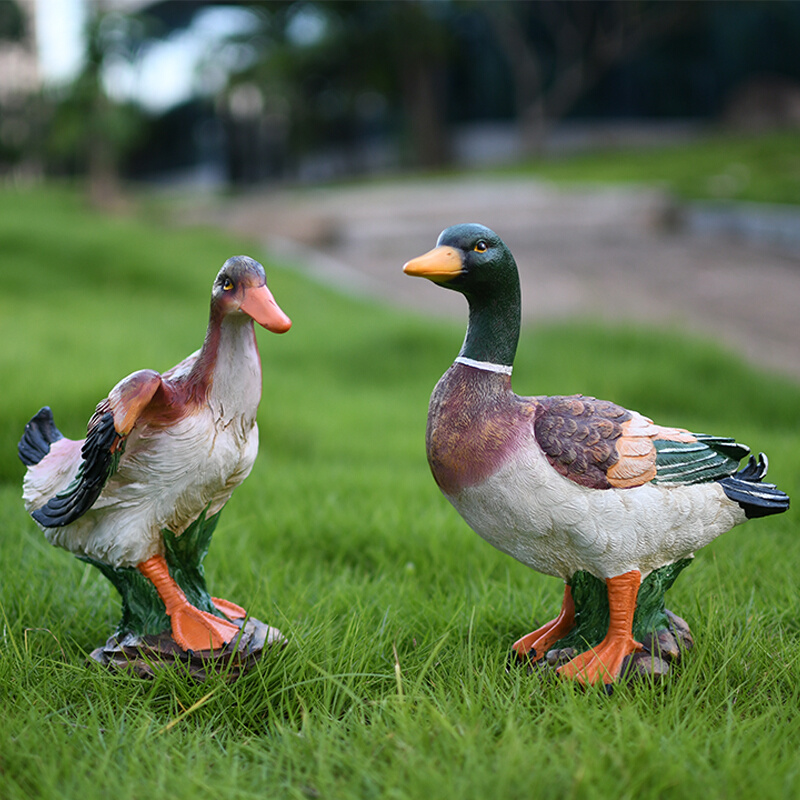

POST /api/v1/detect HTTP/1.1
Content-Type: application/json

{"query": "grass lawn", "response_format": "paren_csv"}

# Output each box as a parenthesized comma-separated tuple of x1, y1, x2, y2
(507, 130, 800, 205)
(1, 185, 799, 799)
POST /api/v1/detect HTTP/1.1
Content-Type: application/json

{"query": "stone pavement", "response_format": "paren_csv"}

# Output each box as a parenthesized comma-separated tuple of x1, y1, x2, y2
(185, 177, 800, 380)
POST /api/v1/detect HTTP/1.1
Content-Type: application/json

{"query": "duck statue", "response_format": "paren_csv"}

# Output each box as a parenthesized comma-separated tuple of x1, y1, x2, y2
(19, 256, 291, 662)
(404, 223, 790, 686)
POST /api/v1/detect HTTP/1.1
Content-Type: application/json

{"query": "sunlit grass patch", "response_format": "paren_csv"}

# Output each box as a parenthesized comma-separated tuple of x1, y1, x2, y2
(1, 185, 799, 800)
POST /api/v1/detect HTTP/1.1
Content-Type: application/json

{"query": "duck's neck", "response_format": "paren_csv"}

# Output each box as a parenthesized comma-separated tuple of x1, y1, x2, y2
(458, 279, 521, 371)
(190, 311, 262, 422)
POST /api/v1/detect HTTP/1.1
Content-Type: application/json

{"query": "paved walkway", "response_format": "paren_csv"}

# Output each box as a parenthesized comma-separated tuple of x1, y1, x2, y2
(185, 177, 800, 380)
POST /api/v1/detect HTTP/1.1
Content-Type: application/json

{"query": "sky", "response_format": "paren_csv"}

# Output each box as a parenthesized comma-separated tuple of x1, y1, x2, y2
(33, 0, 260, 113)
(35, 0, 87, 84)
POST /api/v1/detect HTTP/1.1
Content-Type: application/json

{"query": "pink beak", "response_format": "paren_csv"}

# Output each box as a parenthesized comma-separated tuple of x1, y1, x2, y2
(240, 284, 292, 333)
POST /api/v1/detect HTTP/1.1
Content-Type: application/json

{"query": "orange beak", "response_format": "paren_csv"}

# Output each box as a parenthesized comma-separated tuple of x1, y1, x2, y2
(240, 284, 292, 333)
(402, 246, 463, 282)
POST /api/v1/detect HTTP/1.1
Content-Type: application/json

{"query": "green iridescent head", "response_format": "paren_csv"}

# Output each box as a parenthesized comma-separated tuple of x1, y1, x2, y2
(404, 223, 521, 367)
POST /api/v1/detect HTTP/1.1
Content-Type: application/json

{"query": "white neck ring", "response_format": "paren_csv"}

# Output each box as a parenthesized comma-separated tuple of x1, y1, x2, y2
(454, 356, 513, 376)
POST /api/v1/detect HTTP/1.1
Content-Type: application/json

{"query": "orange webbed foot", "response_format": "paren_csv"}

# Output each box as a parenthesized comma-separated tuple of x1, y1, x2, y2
(212, 597, 247, 620)
(512, 583, 575, 663)
(557, 634, 642, 685)
(169, 603, 241, 652)
(137, 554, 242, 652)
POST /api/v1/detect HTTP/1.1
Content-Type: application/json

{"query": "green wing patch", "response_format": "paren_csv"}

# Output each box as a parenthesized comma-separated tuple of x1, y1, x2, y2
(653, 435, 750, 485)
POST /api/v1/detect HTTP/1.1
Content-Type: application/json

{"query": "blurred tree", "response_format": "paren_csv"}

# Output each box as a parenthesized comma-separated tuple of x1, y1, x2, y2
(28, 0, 800, 188)
(340, 0, 452, 168)
(488, 0, 689, 154)
(0, 0, 24, 41)
(222, 0, 697, 174)
(45, 13, 146, 206)
(223, 0, 454, 174)
(0, 0, 38, 176)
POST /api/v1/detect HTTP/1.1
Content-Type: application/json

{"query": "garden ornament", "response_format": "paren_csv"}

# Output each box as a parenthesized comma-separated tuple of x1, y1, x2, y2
(19, 256, 290, 678)
(404, 223, 790, 686)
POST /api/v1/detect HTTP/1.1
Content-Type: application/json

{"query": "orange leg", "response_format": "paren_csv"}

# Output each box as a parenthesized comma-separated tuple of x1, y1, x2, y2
(558, 570, 643, 685)
(138, 555, 241, 652)
(512, 583, 576, 662)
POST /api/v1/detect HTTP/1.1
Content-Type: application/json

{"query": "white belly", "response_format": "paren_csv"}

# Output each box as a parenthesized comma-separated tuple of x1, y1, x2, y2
(44, 411, 259, 568)
(447, 432, 746, 580)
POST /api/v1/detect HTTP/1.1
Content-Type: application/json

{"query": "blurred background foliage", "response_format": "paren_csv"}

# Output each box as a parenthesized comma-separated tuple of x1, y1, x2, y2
(2, 0, 800, 201)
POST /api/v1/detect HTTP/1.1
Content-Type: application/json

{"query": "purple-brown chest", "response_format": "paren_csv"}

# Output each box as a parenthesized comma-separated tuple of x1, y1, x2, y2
(425, 364, 535, 496)
(426, 365, 633, 496)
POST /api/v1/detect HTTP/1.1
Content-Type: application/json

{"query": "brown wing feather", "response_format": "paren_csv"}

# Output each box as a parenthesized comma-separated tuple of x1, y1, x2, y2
(90, 369, 163, 437)
(534, 396, 631, 489)
(606, 413, 697, 489)
(535, 397, 698, 490)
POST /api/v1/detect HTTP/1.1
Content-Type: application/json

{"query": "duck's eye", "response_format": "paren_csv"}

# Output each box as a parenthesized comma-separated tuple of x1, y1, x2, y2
(474, 240, 488, 253)
(222, 277, 234, 291)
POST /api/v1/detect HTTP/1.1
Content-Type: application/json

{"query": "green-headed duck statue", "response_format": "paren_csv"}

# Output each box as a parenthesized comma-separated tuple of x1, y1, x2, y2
(404, 223, 789, 686)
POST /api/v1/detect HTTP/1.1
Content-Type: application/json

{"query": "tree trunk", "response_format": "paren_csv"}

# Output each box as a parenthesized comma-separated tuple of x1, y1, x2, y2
(402, 59, 449, 169)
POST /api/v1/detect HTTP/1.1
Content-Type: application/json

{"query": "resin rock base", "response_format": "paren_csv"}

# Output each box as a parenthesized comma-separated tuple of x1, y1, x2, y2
(89, 616, 287, 682)
(530, 609, 694, 685)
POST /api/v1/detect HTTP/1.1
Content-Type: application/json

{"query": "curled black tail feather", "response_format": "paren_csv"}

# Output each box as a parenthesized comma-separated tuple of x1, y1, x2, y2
(18, 407, 64, 466)
(31, 412, 121, 528)
(719, 453, 790, 519)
